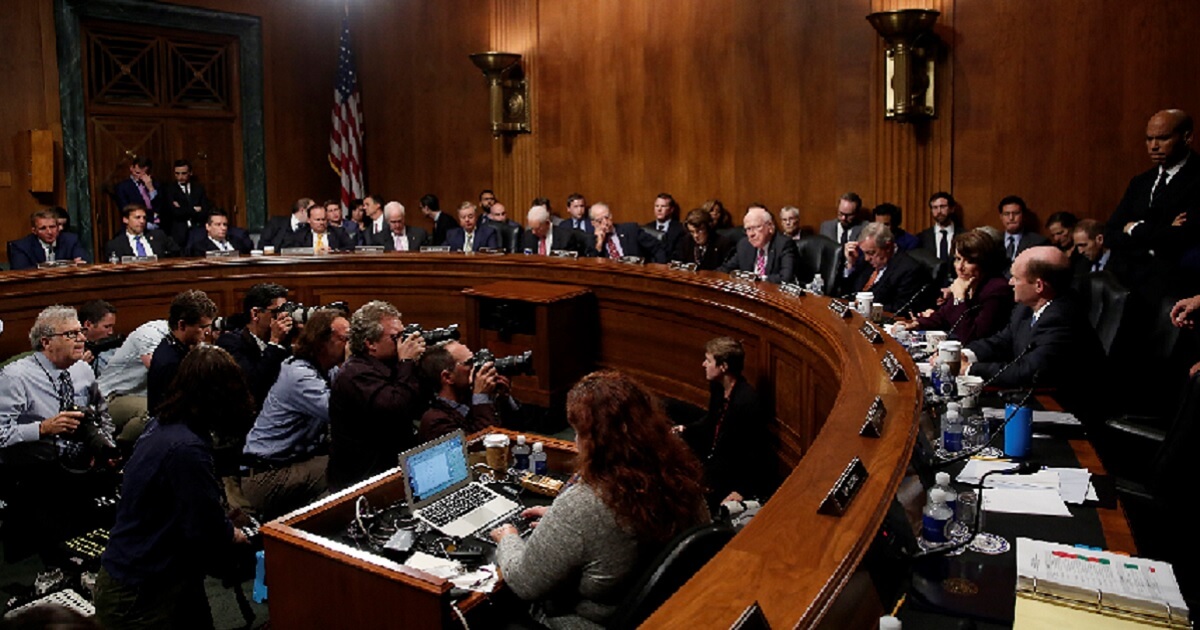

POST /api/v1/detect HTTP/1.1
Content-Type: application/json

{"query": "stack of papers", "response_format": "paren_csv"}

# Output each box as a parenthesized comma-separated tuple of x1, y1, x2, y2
(957, 460, 1095, 517)
(982, 407, 1083, 427)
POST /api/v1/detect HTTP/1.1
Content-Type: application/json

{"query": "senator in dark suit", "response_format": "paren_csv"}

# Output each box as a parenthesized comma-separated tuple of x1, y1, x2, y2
(834, 222, 931, 313)
(445, 222, 500, 252)
(182, 211, 252, 256)
(521, 206, 588, 256)
(260, 198, 313, 250)
(717, 207, 797, 283)
(7, 210, 90, 269)
(103, 205, 181, 259)
(585, 203, 666, 263)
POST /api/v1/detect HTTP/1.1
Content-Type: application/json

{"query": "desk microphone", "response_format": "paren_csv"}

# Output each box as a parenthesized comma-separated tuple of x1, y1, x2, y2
(946, 303, 984, 341)
(892, 279, 937, 320)
(928, 382, 1036, 470)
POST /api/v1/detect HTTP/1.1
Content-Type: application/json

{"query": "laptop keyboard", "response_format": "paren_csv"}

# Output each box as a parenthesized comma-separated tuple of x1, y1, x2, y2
(422, 484, 493, 527)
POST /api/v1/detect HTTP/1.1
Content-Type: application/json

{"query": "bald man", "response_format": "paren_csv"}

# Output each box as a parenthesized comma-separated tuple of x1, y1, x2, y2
(717, 206, 797, 283)
(1106, 109, 1200, 295)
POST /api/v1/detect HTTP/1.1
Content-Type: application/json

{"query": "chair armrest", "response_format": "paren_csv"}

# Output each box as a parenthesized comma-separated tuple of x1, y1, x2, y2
(1104, 417, 1167, 443)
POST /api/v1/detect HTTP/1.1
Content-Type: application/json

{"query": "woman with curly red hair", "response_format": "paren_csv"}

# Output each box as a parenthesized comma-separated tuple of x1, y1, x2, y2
(490, 370, 709, 628)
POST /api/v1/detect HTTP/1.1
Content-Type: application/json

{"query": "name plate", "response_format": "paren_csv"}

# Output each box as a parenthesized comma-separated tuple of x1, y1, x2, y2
(730, 270, 758, 281)
(280, 247, 318, 256)
(817, 457, 868, 516)
(668, 261, 698, 272)
(476, 247, 506, 255)
(859, 396, 887, 437)
(354, 245, 384, 254)
(420, 245, 451, 253)
(828, 299, 853, 318)
(617, 255, 645, 265)
(858, 321, 883, 344)
(881, 351, 908, 381)
(779, 282, 807, 297)
(204, 249, 239, 258)
(120, 255, 158, 264)
(37, 260, 76, 269)
(549, 249, 579, 259)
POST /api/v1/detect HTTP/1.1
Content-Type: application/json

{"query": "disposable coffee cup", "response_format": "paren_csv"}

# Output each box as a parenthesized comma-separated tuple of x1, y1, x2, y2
(250, 249, 264, 257)
(263, 245, 276, 255)
(856, 292, 874, 316)
(871, 302, 883, 323)
(956, 375, 984, 407)
(938, 340, 962, 375)
(484, 433, 510, 474)
(926, 330, 947, 352)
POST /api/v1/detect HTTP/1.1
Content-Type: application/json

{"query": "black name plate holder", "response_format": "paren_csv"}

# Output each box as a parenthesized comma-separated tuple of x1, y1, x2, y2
(859, 321, 883, 344)
(828, 299, 853, 319)
(817, 457, 869, 516)
(859, 396, 887, 437)
(881, 351, 908, 381)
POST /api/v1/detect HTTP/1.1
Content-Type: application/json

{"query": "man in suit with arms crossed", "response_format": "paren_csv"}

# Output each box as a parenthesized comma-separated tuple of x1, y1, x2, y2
(718, 206, 797, 283)
(586, 202, 666, 263)
(8, 209, 90, 269)
(163, 159, 212, 248)
(377, 202, 429, 251)
(104, 204, 181, 260)
(834, 222, 930, 313)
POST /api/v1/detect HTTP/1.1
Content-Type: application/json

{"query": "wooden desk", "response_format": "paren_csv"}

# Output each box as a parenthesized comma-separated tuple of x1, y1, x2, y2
(0, 254, 923, 627)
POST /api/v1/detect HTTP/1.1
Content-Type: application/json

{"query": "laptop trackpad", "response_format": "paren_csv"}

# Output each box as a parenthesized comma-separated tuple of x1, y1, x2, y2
(443, 505, 505, 538)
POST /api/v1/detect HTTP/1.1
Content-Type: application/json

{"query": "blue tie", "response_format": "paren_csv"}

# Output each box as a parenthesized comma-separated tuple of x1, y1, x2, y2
(134, 235, 147, 257)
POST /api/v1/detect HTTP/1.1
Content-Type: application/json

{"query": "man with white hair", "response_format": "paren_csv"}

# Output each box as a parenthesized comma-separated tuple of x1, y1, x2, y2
(376, 202, 429, 251)
(835, 221, 930, 313)
(586, 202, 665, 263)
(779, 206, 803, 241)
(520, 205, 587, 256)
(718, 206, 797, 283)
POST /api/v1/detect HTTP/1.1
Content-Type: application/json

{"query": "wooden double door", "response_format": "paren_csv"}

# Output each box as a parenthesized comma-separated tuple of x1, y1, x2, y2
(83, 20, 244, 253)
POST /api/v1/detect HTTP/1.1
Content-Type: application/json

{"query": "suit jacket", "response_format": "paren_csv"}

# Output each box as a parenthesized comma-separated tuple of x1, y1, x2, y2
(643, 220, 687, 257)
(103, 231, 180, 260)
(445, 224, 500, 252)
(163, 181, 211, 246)
(894, 229, 920, 252)
(718, 232, 798, 283)
(835, 250, 931, 313)
(519, 224, 588, 256)
(7, 233, 91, 270)
(819, 219, 864, 244)
(683, 378, 776, 505)
(585, 222, 667, 263)
(184, 237, 246, 257)
(260, 216, 304, 250)
(564, 217, 594, 236)
(917, 224, 958, 263)
(418, 397, 499, 442)
(1001, 230, 1050, 260)
(376, 227, 430, 252)
(1072, 249, 1135, 288)
(184, 226, 253, 255)
(114, 177, 168, 226)
(671, 233, 736, 271)
(282, 227, 355, 251)
(215, 328, 290, 411)
(430, 212, 458, 246)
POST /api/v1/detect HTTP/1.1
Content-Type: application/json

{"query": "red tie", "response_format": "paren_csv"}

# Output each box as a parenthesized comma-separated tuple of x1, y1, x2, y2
(538, 237, 547, 256)
(606, 236, 621, 259)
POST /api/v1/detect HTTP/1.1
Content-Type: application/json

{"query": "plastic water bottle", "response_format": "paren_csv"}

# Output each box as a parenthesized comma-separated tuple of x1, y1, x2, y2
(808, 274, 824, 296)
(108, 251, 119, 264)
(529, 442, 547, 475)
(942, 409, 963, 453)
(922, 488, 953, 544)
(511, 435, 531, 471)
(933, 471, 958, 516)
(936, 363, 956, 398)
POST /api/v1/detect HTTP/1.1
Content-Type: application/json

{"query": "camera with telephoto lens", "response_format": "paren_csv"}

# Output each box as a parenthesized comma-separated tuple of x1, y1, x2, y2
(84, 334, 125, 356)
(278, 300, 350, 324)
(403, 323, 461, 345)
(471, 349, 535, 377)
(60, 403, 118, 455)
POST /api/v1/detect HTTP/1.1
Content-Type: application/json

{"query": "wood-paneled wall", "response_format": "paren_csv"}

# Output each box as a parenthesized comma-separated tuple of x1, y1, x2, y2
(2, 0, 1197, 263)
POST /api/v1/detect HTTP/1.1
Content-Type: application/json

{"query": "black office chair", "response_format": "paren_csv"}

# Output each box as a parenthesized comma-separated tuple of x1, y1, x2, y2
(496, 223, 523, 253)
(640, 226, 665, 242)
(1084, 271, 1130, 356)
(717, 227, 746, 244)
(795, 235, 840, 293)
(905, 248, 946, 288)
(607, 521, 735, 630)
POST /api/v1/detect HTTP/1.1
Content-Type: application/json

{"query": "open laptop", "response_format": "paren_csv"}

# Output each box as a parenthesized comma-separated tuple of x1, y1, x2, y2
(398, 430, 520, 538)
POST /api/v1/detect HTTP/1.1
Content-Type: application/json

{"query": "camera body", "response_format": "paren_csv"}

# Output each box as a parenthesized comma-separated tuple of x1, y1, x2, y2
(403, 323, 461, 345)
(472, 349, 535, 377)
(60, 403, 117, 454)
(278, 300, 350, 324)
(84, 334, 125, 356)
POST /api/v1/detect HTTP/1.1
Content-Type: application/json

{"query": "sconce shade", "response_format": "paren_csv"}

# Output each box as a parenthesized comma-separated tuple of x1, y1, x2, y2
(470, 52, 522, 75)
(866, 9, 940, 122)
(469, 51, 530, 136)
(866, 9, 940, 42)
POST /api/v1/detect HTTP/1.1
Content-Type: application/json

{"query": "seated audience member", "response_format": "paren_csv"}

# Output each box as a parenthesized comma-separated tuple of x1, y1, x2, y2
(260, 198, 312, 250)
(216, 283, 293, 410)
(489, 371, 709, 629)
(677, 338, 776, 507)
(0, 306, 116, 558)
(98, 318, 171, 442)
(419, 194, 457, 246)
(1045, 211, 1079, 253)
(114, 156, 166, 229)
(962, 247, 1104, 413)
(835, 222, 931, 313)
(997, 195, 1049, 263)
(779, 205, 803, 241)
(903, 230, 1014, 344)
(586, 202, 667, 263)
(323, 198, 358, 242)
(673, 208, 736, 270)
(51, 206, 72, 232)
(445, 202, 499, 252)
(819, 192, 865, 245)
(103, 203, 181, 260)
(377, 201, 429, 251)
(146, 291, 217, 414)
(78, 299, 118, 374)
(872, 203, 919, 251)
(485, 202, 521, 232)
(328, 301, 425, 490)
(348, 197, 367, 236)
(1072, 218, 1132, 285)
(917, 192, 960, 264)
(95, 346, 252, 628)
(283, 202, 353, 252)
(521, 205, 587, 256)
(417, 340, 503, 441)
(564, 193, 593, 234)
(704, 198, 733, 231)
(241, 309, 349, 520)
(718, 206, 797, 283)
(532, 196, 556, 222)
(8, 209, 89, 269)
(183, 210, 247, 256)
(644, 193, 686, 255)
(480, 189, 498, 211)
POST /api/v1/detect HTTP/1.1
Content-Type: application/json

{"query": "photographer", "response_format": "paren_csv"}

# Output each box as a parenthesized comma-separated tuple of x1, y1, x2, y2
(0, 306, 116, 559)
(146, 290, 218, 414)
(417, 340, 508, 441)
(215, 283, 293, 410)
(78, 299, 118, 375)
(328, 301, 425, 490)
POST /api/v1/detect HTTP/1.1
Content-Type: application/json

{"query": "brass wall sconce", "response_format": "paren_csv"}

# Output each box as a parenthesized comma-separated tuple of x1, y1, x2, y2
(866, 9, 940, 122)
(469, 51, 531, 136)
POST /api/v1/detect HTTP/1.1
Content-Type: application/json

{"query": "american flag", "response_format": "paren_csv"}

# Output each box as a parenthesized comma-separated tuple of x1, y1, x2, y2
(329, 13, 364, 211)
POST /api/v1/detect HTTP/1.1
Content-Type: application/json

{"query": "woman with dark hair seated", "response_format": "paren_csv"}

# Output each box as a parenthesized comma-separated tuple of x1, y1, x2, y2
(672, 208, 736, 270)
(490, 371, 709, 629)
(95, 345, 254, 628)
(902, 229, 1014, 344)
(703, 198, 733, 231)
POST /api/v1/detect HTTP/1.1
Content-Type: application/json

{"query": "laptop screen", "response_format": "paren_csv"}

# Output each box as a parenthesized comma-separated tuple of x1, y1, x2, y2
(404, 432, 470, 505)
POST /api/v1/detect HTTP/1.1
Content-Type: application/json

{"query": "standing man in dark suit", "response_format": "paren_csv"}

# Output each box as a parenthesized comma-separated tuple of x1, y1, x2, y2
(419, 194, 457, 246)
(183, 210, 250, 256)
(358, 195, 387, 245)
(260, 198, 312, 250)
(586, 202, 666, 263)
(445, 202, 499, 252)
(103, 204, 181, 260)
(520, 205, 587, 255)
(114, 157, 167, 230)
(378, 202, 429, 251)
(1106, 109, 1200, 297)
(718, 206, 797, 283)
(163, 159, 212, 247)
(917, 192, 961, 265)
(283, 204, 354, 252)
(7, 209, 90, 269)
(835, 222, 930, 313)
(564, 193, 593, 235)
(997, 195, 1049, 263)
(643, 193, 686, 256)
(819, 192, 865, 246)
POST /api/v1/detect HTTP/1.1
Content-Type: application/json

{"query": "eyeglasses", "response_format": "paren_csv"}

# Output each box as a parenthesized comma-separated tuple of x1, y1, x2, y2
(457, 354, 476, 367)
(48, 329, 85, 339)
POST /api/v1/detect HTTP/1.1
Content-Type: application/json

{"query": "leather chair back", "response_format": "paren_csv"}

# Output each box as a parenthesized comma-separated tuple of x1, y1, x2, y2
(905, 248, 946, 288)
(1086, 271, 1130, 355)
(796, 235, 840, 291)
(497, 223, 522, 253)
(641, 226, 665, 242)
